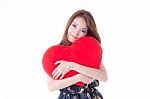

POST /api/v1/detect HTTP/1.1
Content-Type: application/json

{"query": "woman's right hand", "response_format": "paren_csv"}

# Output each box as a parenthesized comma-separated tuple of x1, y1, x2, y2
(77, 74, 94, 84)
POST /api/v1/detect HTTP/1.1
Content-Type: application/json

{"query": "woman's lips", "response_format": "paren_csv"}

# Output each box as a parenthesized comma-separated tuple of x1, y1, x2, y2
(71, 34, 78, 39)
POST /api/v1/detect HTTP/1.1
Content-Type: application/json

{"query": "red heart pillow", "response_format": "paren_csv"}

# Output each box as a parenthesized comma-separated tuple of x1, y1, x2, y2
(42, 36, 102, 86)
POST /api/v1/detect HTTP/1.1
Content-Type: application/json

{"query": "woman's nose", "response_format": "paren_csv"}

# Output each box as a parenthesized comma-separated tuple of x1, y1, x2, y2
(73, 29, 80, 36)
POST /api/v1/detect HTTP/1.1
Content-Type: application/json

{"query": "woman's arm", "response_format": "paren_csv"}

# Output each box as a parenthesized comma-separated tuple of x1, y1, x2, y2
(52, 61, 108, 82)
(72, 62, 108, 82)
(47, 74, 93, 91)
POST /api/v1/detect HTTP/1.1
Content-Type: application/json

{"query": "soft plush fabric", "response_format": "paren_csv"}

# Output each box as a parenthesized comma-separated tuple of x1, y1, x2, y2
(42, 36, 102, 86)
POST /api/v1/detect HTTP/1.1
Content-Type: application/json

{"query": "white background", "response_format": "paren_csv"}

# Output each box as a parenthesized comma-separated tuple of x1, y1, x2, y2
(0, 0, 150, 99)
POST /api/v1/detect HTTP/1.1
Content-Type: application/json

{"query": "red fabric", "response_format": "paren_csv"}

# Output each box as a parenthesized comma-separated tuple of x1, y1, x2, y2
(42, 36, 102, 86)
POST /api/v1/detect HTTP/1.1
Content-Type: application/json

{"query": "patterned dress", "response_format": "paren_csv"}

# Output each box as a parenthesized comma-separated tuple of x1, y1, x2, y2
(58, 80, 103, 99)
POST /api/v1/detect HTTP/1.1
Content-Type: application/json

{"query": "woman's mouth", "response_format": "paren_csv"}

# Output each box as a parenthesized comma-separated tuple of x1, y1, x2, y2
(71, 34, 78, 39)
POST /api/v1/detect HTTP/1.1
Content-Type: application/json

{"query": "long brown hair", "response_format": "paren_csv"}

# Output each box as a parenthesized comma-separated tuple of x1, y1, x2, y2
(60, 9, 101, 46)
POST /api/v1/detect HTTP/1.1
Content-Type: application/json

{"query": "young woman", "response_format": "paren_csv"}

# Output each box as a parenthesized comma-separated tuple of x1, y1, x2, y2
(46, 9, 108, 99)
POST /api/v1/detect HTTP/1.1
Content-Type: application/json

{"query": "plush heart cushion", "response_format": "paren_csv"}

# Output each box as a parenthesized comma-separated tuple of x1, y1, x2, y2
(42, 36, 102, 86)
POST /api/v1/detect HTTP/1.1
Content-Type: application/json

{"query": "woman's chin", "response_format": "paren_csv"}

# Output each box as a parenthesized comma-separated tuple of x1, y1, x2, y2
(69, 39, 75, 43)
(68, 37, 76, 43)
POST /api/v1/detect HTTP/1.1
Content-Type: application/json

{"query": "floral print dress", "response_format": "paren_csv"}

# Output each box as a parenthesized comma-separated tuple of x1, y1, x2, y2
(58, 80, 103, 99)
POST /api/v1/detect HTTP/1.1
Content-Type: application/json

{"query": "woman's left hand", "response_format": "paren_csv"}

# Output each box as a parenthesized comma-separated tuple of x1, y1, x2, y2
(52, 60, 75, 79)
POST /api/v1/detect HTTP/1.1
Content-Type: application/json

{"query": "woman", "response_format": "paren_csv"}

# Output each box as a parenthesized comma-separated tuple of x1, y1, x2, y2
(46, 9, 108, 99)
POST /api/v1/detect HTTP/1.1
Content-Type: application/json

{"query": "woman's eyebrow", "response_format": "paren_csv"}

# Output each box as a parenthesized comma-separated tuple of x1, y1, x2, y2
(72, 22, 77, 25)
(82, 28, 87, 30)
(82, 28, 88, 31)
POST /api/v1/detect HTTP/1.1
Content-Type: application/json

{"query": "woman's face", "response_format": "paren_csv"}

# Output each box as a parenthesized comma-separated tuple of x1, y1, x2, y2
(67, 16, 88, 43)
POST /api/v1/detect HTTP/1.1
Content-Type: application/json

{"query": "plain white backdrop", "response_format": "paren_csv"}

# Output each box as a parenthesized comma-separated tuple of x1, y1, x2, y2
(0, 0, 150, 99)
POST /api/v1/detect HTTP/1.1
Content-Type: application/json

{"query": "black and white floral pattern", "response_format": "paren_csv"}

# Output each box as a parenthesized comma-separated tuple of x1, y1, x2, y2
(58, 80, 103, 99)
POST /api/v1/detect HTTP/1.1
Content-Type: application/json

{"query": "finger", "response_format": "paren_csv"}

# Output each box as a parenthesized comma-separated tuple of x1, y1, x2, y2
(52, 69, 60, 78)
(54, 61, 59, 65)
(60, 73, 65, 80)
(52, 63, 61, 75)
(52, 66, 60, 77)
(54, 60, 62, 65)
(53, 67, 63, 79)
(54, 71, 63, 79)
(52, 67, 58, 75)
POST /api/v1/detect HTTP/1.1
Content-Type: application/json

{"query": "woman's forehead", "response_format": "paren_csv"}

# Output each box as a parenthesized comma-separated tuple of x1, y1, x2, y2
(72, 17, 87, 29)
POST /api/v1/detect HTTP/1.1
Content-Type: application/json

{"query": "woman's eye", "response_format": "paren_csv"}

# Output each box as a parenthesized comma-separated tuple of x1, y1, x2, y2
(72, 24, 76, 28)
(81, 29, 87, 34)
